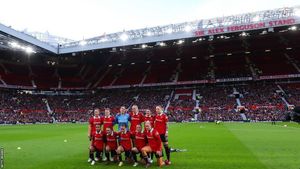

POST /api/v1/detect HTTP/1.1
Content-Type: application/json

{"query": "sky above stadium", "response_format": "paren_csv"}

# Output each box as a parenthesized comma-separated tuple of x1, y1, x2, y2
(0, 0, 299, 40)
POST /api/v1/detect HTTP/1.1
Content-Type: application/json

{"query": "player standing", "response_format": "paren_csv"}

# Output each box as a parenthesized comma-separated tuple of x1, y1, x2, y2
(141, 121, 164, 167)
(116, 124, 133, 167)
(88, 109, 102, 140)
(144, 109, 155, 127)
(129, 105, 144, 133)
(154, 105, 171, 165)
(115, 106, 131, 131)
(103, 108, 115, 132)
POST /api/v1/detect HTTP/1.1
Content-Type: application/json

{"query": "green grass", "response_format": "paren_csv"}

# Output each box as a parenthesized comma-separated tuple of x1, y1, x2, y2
(1, 122, 300, 169)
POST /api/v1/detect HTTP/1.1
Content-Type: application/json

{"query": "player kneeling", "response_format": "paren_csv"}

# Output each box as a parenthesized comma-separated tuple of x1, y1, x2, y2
(105, 127, 118, 164)
(88, 124, 105, 165)
(131, 124, 147, 167)
(116, 124, 132, 167)
(141, 121, 164, 168)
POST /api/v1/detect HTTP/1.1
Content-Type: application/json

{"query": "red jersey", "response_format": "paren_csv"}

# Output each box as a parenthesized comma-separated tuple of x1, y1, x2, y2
(132, 131, 147, 151)
(129, 112, 144, 132)
(89, 116, 103, 135)
(154, 113, 168, 135)
(103, 115, 115, 131)
(145, 128, 162, 152)
(106, 132, 118, 150)
(119, 131, 132, 151)
(92, 130, 105, 150)
(144, 115, 155, 127)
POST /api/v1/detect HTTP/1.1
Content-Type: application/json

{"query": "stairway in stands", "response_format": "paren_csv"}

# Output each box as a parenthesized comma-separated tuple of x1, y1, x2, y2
(277, 84, 292, 107)
(43, 98, 56, 122)
(233, 87, 247, 121)
(164, 90, 174, 112)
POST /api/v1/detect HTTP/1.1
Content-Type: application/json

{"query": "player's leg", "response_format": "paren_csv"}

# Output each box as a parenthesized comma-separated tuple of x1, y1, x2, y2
(102, 144, 107, 161)
(111, 150, 117, 162)
(88, 146, 94, 162)
(161, 134, 171, 165)
(150, 152, 154, 161)
(124, 150, 131, 162)
(141, 146, 152, 167)
(155, 150, 164, 167)
(164, 142, 171, 163)
(89, 146, 96, 165)
(147, 152, 154, 164)
(105, 145, 111, 163)
(95, 147, 102, 162)
(116, 146, 124, 161)
(131, 147, 139, 166)
(139, 153, 144, 163)
(116, 146, 124, 166)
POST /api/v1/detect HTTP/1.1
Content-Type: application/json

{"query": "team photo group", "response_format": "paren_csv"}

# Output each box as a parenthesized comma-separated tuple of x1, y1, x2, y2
(88, 105, 171, 167)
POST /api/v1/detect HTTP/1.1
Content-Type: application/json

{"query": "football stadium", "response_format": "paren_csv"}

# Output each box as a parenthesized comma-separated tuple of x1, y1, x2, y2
(1, 1, 300, 169)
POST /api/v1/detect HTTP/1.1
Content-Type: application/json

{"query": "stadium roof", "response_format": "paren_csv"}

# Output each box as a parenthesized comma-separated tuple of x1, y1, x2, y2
(0, 6, 299, 54)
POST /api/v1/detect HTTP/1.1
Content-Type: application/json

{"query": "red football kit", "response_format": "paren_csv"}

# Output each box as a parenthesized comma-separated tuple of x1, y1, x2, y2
(92, 130, 105, 150)
(146, 128, 162, 152)
(154, 113, 168, 135)
(119, 131, 132, 151)
(106, 132, 118, 150)
(132, 131, 147, 151)
(102, 115, 115, 131)
(129, 112, 144, 132)
(89, 116, 103, 135)
(144, 115, 155, 127)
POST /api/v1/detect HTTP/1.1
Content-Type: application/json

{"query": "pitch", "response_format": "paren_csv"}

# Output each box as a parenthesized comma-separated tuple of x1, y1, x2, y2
(1, 122, 300, 169)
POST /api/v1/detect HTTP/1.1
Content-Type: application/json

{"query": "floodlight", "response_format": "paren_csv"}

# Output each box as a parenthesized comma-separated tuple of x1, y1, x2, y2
(146, 31, 152, 36)
(79, 41, 87, 46)
(166, 28, 173, 34)
(289, 26, 297, 31)
(120, 33, 128, 41)
(184, 25, 192, 32)
(10, 42, 20, 48)
(25, 47, 34, 53)
(159, 42, 166, 46)
(177, 40, 184, 45)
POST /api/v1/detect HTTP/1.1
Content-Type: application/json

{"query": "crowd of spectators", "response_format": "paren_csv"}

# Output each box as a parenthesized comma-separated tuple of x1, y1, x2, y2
(245, 108, 286, 121)
(200, 109, 242, 121)
(237, 83, 283, 108)
(199, 86, 236, 109)
(0, 82, 298, 124)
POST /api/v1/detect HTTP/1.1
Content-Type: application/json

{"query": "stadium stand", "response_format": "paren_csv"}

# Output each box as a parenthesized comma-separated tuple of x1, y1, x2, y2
(0, 9, 299, 125)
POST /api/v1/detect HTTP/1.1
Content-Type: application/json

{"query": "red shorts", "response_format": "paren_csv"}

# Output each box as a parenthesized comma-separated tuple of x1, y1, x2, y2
(149, 144, 162, 152)
(93, 143, 104, 151)
(107, 143, 117, 150)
